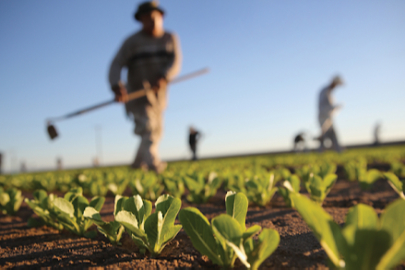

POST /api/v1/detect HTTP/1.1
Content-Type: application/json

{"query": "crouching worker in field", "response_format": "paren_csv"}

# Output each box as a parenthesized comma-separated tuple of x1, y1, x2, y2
(189, 127, 201, 161)
(293, 132, 306, 152)
(316, 76, 344, 153)
(108, 2, 182, 173)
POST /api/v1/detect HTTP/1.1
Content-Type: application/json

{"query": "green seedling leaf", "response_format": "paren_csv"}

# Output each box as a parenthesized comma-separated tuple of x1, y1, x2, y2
(212, 214, 244, 268)
(84, 206, 124, 244)
(244, 228, 280, 270)
(90, 196, 105, 212)
(117, 194, 181, 257)
(279, 175, 300, 208)
(378, 199, 405, 269)
(0, 188, 23, 215)
(115, 210, 146, 238)
(179, 207, 222, 265)
(53, 197, 74, 218)
(225, 191, 248, 231)
(384, 172, 405, 199)
(290, 193, 345, 268)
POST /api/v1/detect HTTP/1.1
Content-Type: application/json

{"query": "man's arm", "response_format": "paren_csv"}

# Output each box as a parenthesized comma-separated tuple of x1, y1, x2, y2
(162, 33, 182, 82)
(108, 41, 129, 102)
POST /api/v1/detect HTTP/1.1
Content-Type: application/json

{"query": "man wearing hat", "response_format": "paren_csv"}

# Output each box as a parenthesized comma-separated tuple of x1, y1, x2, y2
(317, 76, 344, 152)
(109, 1, 182, 173)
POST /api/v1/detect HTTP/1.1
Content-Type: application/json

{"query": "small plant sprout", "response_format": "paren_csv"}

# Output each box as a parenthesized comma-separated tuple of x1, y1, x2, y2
(245, 173, 278, 207)
(384, 172, 405, 200)
(183, 172, 222, 204)
(303, 172, 337, 205)
(0, 187, 23, 215)
(83, 195, 127, 244)
(358, 169, 381, 190)
(279, 175, 300, 208)
(179, 191, 279, 269)
(115, 194, 182, 257)
(290, 191, 405, 270)
(52, 188, 105, 238)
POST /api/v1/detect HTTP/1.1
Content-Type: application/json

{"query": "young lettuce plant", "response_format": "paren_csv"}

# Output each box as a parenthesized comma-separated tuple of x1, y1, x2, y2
(289, 190, 405, 270)
(343, 158, 367, 182)
(357, 169, 381, 190)
(391, 162, 405, 178)
(278, 175, 300, 207)
(129, 172, 164, 201)
(115, 194, 182, 257)
(183, 172, 222, 203)
(0, 187, 23, 215)
(107, 177, 130, 196)
(179, 191, 279, 269)
(25, 189, 64, 229)
(245, 173, 277, 207)
(303, 173, 337, 205)
(83, 195, 127, 244)
(52, 187, 105, 238)
(384, 172, 405, 199)
(162, 176, 185, 198)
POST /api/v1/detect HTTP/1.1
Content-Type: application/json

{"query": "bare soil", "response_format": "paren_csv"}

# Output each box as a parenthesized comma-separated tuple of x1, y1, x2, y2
(1, 175, 404, 269)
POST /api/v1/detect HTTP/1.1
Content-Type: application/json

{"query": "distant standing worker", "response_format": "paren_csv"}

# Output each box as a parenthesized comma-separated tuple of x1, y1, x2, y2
(109, 2, 181, 173)
(374, 122, 381, 146)
(189, 127, 200, 160)
(317, 76, 344, 152)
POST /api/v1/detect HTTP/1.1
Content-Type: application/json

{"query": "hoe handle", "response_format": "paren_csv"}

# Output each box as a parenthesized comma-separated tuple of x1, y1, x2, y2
(49, 68, 209, 122)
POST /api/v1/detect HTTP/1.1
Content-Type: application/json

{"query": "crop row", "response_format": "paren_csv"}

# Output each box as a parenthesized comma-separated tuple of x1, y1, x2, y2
(2, 183, 405, 269)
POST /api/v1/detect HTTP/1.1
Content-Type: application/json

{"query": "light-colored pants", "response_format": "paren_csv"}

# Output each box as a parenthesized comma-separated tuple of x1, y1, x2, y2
(319, 125, 341, 152)
(127, 102, 164, 170)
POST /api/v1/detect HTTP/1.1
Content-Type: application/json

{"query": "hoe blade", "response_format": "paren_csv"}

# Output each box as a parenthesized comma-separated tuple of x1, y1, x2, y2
(47, 124, 58, 140)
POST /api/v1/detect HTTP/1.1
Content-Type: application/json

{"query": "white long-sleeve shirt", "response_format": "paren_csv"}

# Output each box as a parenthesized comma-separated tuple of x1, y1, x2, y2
(318, 86, 339, 132)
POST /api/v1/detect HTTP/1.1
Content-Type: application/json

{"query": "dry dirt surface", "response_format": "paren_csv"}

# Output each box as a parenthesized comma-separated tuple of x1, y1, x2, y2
(1, 173, 405, 269)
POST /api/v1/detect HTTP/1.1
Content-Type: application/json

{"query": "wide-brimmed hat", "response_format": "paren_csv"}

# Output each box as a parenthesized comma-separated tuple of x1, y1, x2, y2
(134, 1, 165, 21)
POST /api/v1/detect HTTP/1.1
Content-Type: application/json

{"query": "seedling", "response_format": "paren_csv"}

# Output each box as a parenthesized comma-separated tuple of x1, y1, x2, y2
(162, 176, 185, 198)
(179, 191, 279, 269)
(183, 172, 222, 203)
(25, 189, 64, 229)
(245, 173, 277, 207)
(290, 191, 405, 270)
(344, 158, 367, 181)
(0, 187, 23, 215)
(391, 162, 405, 178)
(83, 195, 126, 244)
(129, 172, 164, 201)
(278, 175, 300, 207)
(108, 177, 130, 195)
(358, 169, 381, 190)
(115, 194, 182, 257)
(384, 172, 405, 200)
(303, 173, 337, 205)
(51, 187, 105, 238)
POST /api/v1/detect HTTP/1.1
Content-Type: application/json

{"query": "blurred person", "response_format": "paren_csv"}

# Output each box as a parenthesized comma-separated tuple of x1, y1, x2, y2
(374, 122, 381, 146)
(56, 157, 62, 170)
(20, 162, 27, 173)
(293, 132, 306, 152)
(189, 127, 201, 160)
(316, 76, 344, 152)
(109, 2, 181, 173)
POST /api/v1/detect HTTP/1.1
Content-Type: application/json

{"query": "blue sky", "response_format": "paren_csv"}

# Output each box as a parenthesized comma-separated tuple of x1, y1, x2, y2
(1, 1, 404, 172)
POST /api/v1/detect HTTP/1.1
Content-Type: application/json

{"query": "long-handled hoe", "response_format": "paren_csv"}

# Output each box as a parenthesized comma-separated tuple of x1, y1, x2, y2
(46, 68, 209, 140)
